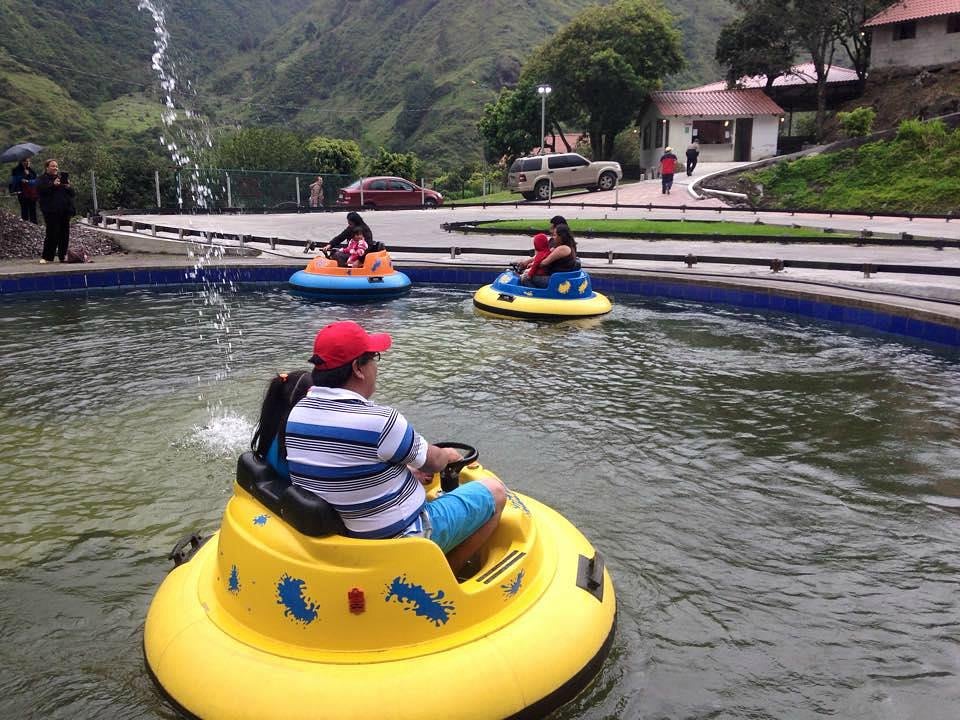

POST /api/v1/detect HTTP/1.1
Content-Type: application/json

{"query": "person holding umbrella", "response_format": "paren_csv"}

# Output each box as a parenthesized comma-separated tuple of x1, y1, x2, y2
(35, 159, 76, 264)
(9, 157, 38, 223)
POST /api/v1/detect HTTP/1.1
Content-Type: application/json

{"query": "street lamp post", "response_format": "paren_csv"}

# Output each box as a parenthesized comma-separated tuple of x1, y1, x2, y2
(536, 84, 552, 154)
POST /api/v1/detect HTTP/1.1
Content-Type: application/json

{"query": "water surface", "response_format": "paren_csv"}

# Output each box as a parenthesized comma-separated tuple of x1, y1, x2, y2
(1, 286, 958, 719)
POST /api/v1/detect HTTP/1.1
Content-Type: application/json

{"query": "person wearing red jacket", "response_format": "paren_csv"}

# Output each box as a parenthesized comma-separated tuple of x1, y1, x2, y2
(659, 147, 678, 195)
(520, 232, 552, 287)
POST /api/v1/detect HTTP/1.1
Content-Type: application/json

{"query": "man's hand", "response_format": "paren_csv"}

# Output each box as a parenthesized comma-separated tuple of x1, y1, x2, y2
(409, 467, 434, 486)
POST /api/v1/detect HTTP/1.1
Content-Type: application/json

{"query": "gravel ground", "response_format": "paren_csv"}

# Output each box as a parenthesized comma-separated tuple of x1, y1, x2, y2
(0, 209, 124, 260)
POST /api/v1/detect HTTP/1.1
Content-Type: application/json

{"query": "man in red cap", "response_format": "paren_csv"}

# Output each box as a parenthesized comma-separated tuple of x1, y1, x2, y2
(284, 320, 506, 573)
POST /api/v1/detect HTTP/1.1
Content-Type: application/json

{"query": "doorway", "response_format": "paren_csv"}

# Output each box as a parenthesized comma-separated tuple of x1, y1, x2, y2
(734, 118, 753, 161)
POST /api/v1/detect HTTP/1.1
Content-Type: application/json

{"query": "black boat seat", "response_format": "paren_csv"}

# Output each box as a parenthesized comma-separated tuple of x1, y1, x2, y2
(235, 451, 346, 537)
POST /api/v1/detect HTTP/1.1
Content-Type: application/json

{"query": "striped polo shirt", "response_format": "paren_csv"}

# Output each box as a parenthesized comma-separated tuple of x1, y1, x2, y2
(284, 386, 428, 539)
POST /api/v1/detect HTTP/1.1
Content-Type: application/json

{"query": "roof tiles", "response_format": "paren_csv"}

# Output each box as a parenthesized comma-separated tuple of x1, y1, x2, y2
(651, 89, 784, 118)
(864, 0, 960, 27)
(689, 63, 860, 92)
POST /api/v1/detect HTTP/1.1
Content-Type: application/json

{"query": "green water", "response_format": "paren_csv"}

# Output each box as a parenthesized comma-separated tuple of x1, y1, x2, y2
(1, 286, 959, 719)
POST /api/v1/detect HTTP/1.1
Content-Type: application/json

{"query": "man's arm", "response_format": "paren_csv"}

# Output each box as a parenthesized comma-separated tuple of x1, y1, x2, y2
(420, 444, 463, 473)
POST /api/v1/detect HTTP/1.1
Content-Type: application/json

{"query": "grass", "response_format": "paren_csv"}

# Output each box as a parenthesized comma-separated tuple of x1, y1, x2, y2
(480, 219, 854, 237)
(746, 121, 960, 215)
(97, 94, 167, 136)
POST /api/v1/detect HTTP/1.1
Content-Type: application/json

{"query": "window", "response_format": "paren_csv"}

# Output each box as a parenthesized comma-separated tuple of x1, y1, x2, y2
(893, 21, 916, 41)
(693, 120, 729, 144)
(948, 14, 960, 33)
(655, 119, 664, 148)
(520, 157, 543, 172)
(642, 123, 651, 150)
(388, 180, 413, 191)
(548, 154, 589, 169)
(369, 179, 389, 190)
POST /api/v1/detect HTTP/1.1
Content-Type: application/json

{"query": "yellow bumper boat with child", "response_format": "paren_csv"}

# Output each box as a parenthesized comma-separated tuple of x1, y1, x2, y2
(144, 444, 616, 720)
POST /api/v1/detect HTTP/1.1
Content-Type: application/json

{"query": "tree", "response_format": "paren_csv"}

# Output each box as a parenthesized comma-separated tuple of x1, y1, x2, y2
(724, 0, 840, 140)
(715, 3, 796, 90)
(365, 147, 423, 181)
(306, 136, 363, 176)
(521, 0, 683, 160)
(477, 82, 541, 162)
(788, 0, 840, 141)
(835, 0, 888, 81)
(213, 127, 311, 172)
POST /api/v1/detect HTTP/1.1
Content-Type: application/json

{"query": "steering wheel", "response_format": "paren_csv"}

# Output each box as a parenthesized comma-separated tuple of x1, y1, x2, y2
(435, 442, 479, 492)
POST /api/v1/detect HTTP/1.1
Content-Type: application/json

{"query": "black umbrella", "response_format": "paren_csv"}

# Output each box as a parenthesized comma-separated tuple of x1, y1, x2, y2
(0, 142, 44, 164)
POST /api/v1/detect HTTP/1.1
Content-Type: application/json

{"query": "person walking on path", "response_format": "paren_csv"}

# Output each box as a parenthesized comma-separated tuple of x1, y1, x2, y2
(659, 147, 678, 195)
(9, 157, 38, 224)
(36, 159, 75, 263)
(685, 140, 700, 177)
(308, 175, 324, 208)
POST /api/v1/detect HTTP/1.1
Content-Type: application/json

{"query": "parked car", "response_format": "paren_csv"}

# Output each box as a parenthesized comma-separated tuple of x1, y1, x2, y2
(336, 176, 443, 208)
(506, 153, 622, 201)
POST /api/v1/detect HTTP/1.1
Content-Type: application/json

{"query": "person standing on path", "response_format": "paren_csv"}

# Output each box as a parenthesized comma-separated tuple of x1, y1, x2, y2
(659, 147, 678, 195)
(10, 157, 38, 224)
(35, 159, 75, 264)
(308, 175, 324, 208)
(685, 140, 700, 177)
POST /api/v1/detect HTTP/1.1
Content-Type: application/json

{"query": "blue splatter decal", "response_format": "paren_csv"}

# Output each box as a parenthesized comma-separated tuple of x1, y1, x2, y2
(228, 565, 241, 594)
(371, 258, 382, 271)
(384, 575, 455, 626)
(253, 514, 269, 526)
(501, 569, 524, 599)
(276, 574, 319, 625)
(507, 491, 531, 516)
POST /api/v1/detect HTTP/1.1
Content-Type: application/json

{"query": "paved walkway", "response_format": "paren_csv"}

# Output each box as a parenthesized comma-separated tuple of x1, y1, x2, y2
(5, 184, 960, 320)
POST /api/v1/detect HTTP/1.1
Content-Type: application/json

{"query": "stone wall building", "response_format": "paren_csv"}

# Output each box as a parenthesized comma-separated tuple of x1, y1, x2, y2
(865, 0, 960, 69)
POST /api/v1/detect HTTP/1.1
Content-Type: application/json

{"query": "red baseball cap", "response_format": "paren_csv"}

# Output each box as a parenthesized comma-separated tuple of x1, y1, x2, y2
(309, 321, 392, 369)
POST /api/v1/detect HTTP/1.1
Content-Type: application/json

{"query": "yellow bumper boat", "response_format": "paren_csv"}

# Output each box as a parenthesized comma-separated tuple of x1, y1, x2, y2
(144, 445, 616, 719)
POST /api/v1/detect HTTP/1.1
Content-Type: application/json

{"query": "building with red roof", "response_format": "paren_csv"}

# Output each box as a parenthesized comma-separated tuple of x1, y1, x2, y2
(864, 0, 960, 69)
(637, 89, 784, 169)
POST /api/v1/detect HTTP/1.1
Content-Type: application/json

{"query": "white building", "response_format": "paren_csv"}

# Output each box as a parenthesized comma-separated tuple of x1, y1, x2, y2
(864, 0, 960, 69)
(637, 89, 783, 170)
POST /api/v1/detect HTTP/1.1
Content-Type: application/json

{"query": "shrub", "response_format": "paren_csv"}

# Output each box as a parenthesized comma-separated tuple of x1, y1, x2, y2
(895, 119, 926, 143)
(837, 107, 876, 138)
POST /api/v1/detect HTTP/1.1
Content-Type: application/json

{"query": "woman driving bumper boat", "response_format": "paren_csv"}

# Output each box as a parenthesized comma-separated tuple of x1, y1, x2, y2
(290, 214, 410, 300)
(473, 220, 611, 320)
(519, 222, 578, 287)
(304, 211, 374, 260)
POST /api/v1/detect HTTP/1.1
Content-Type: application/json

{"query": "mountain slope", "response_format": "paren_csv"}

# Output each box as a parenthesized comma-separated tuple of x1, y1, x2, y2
(0, 0, 734, 163)
(208, 0, 734, 163)
(0, 0, 303, 145)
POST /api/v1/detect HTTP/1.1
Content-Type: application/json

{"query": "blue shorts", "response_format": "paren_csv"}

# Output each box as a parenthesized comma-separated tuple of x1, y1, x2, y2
(424, 482, 496, 553)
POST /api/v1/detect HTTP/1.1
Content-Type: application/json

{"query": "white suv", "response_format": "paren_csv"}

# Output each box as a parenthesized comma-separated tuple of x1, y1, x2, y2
(507, 152, 622, 201)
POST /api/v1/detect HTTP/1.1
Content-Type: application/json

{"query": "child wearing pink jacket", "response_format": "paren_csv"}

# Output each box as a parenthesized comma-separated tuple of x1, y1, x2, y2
(344, 227, 369, 267)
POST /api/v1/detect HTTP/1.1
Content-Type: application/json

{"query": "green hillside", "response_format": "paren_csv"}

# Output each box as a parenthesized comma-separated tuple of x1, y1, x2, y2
(213, 0, 734, 162)
(742, 121, 960, 215)
(0, 0, 734, 165)
(0, 0, 303, 146)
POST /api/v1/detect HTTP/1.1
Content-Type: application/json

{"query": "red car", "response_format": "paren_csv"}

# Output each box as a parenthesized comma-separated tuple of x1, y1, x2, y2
(336, 176, 443, 208)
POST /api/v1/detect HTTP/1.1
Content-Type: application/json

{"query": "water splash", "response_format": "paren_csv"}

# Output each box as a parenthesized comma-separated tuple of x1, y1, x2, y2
(137, 0, 219, 209)
(138, 1, 241, 390)
(176, 410, 253, 458)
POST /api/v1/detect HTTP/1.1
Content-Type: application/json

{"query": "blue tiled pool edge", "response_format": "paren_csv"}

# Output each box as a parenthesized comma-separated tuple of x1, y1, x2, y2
(2, 263, 958, 348)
